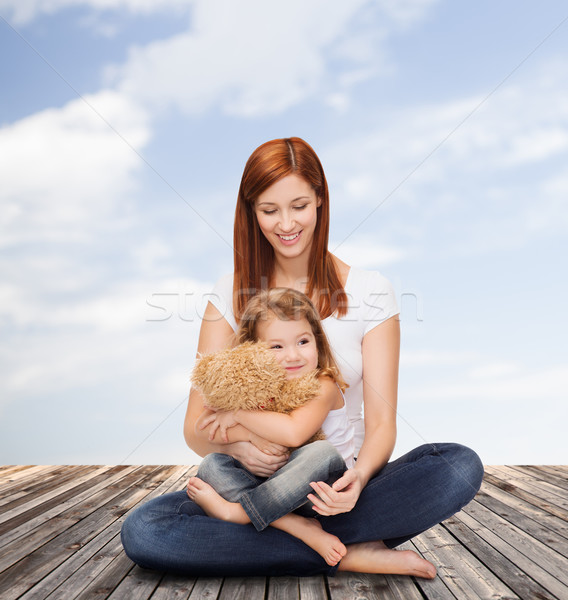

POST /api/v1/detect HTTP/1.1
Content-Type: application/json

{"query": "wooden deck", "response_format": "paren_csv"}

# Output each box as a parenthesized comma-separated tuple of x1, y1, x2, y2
(0, 465, 567, 600)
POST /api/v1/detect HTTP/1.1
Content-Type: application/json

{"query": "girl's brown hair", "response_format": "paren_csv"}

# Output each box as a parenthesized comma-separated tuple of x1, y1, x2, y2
(237, 288, 347, 392)
(233, 137, 348, 322)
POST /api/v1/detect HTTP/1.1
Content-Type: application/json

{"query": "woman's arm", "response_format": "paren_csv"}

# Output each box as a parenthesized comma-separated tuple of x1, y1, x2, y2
(308, 315, 399, 515)
(183, 301, 237, 456)
(203, 377, 339, 447)
(355, 314, 399, 485)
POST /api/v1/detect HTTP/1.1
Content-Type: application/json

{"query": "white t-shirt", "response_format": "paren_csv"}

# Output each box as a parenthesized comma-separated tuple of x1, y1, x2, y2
(208, 266, 400, 455)
(322, 386, 355, 468)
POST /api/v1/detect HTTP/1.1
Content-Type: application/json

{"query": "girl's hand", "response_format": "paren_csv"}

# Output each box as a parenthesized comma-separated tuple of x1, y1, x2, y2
(229, 441, 289, 477)
(202, 410, 238, 442)
(249, 432, 289, 457)
(307, 468, 364, 516)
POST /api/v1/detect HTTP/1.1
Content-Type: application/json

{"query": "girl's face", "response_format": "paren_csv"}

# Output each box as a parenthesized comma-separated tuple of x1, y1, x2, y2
(254, 174, 321, 262)
(256, 316, 318, 379)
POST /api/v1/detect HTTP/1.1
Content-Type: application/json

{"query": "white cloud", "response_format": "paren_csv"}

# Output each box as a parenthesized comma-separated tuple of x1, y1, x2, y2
(109, 0, 366, 117)
(401, 349, 480, 367)
(322, 60, 568, 255)
(0, 90, 150, 246)
(407, 362, 568, 404)
(0, 276, 210, 399)
(330, 235, 405, 268)
(103, 0, 439, 118)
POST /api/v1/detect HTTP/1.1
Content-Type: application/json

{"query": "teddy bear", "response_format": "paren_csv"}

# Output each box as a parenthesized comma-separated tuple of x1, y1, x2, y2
(191, 341, 325, 444)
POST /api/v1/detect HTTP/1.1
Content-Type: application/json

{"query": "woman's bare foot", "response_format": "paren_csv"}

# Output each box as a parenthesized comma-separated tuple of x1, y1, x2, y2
(186, 477, 250, 524)
(285, 517, 346, 567)
(338, 541, 436, 579)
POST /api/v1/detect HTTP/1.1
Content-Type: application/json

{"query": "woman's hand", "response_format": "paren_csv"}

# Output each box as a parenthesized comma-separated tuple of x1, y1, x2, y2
(307, 468, 364, 516)
(229, 441, 289, 478)
(249, 432, 289, 457)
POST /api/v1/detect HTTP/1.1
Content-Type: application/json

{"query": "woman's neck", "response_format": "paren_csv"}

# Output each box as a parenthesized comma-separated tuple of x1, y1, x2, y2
(272, 254, 310, 292)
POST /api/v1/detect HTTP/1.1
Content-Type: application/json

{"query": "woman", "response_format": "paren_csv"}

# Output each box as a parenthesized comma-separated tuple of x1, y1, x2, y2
(121, 137, 483, 577)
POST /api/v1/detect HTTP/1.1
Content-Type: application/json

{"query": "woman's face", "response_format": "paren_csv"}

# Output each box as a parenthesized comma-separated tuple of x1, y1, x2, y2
(254, 174, 321, 262)
(256, 316, 318, 379)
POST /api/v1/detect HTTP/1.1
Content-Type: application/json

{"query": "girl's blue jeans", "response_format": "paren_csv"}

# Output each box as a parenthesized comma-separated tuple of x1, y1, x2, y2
(196, 440, 346, 531)
(121, 442, 483, 577)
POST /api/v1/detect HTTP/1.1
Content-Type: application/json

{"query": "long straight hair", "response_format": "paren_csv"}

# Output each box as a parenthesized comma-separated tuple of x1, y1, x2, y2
(237, 288, 347, 392)
(233, 137, 348, 322)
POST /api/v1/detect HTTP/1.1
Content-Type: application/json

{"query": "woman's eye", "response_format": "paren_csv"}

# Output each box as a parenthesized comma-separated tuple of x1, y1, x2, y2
(293, 205, 307, 211)
(262, 209, 277, 215)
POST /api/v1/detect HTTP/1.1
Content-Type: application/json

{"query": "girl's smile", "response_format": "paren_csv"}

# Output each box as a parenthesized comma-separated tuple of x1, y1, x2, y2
(256, 315, 318, 379)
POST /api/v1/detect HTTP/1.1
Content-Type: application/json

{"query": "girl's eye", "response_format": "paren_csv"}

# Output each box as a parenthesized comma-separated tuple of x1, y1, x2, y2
(298, 338, 310, 345)
(270, 344, 282, 350)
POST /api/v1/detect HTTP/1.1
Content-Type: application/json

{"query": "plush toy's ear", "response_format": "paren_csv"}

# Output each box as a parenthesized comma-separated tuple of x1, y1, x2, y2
(191, 353, 216, 390)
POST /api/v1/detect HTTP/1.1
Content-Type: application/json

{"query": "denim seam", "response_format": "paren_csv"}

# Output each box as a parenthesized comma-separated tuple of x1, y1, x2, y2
(239, 492, 268, 531)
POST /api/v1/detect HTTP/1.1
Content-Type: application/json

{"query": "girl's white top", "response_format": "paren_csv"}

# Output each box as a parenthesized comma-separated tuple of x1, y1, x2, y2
(209, 266, 400, 456)
(322, 386, 355, 468)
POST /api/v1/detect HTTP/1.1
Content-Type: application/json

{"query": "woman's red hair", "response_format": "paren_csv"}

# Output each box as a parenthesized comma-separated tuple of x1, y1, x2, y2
(233, 137, 347, 321)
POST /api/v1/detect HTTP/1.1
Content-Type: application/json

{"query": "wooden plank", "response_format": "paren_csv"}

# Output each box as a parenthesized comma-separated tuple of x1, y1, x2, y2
(384, 573, 425, 600)
(0, 465, 179, 599)
(106, 564, 162, 599)
(479, 480, 568, 542)
(412, 523, 519, 600)
(0, 465, 112, 527)
(508, 466, 568, 492)
(17, 466, 194, 600)
(267, 576, 299, 600)
(187, 578, 224, 599)
(328, 572, 396, 600)
(464, 499, 568, 578)
(299, 575, 329, 600)
(474, 483, 568, 557)
(0, 465, 94, 508)
(0, 465, 35, 477)
(0, 465, 160, 572)
(482, 471, 568, 521)
(73, 550, 136, 600)
(40, 534, 125, 600)
(0, 465, 138, 549)
(486, 466, 568, 511)
(0, 465, 92, 513)
(220, 577, 267, 600)
(444, 513, 561, 600)
(0, 466, 63, 497)
(150, 573, 198, 600)
(460, 502, 568, 599)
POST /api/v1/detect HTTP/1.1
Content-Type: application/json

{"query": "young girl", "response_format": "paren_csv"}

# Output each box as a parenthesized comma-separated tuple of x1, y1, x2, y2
(186, 287, 356, 566)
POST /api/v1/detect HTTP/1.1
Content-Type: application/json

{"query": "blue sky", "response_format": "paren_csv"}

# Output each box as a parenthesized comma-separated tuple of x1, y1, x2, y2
(1, 0, 567, 466)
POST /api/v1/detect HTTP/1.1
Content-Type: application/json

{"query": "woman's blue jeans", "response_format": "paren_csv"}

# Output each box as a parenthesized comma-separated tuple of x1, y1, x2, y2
(197, 440, 346, 531)
(121, 442, 483, 577)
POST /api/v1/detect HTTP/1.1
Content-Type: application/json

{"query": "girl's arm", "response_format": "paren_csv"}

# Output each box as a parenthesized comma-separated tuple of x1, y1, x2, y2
(201, 377, 340, 448)
(195, 409, 288, 456)
(184, 302, 289, 474)
(308, 315, 399, 515)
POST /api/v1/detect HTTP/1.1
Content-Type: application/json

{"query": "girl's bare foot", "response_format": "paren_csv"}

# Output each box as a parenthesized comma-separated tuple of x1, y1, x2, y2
(338, 541, 436, 579)
(287, 517, 347, 567)
(186, 477, 249, 524)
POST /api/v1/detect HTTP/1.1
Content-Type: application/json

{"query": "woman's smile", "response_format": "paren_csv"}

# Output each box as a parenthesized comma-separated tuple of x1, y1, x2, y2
(277, 230, 302, 245)
(255, 174, 320, 261)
